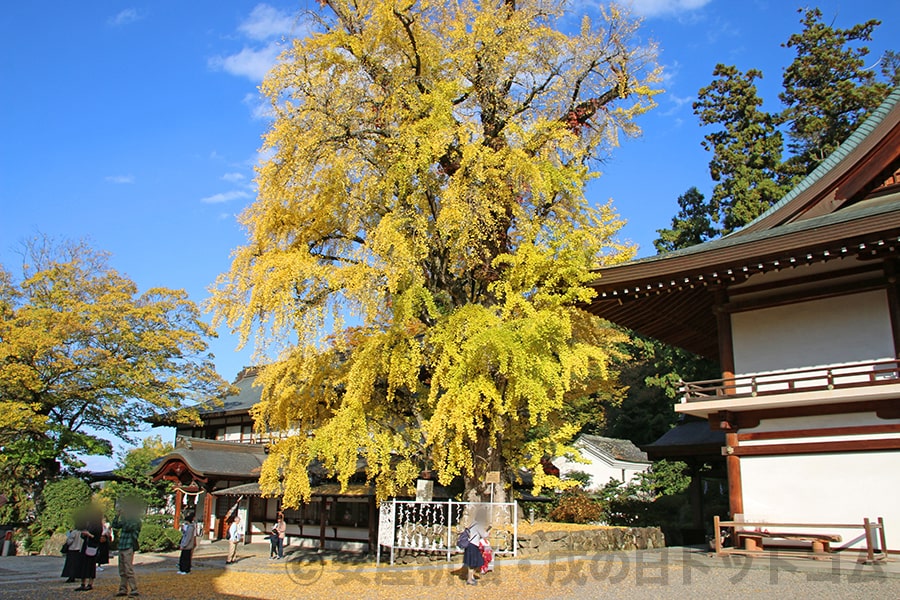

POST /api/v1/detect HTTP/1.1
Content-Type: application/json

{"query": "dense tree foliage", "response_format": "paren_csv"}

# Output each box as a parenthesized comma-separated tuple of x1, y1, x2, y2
(0, 237, 231, 522)
(600, 334, 718, 446)
(653, 187, 716, 254)
(97, 436, 174, 511)
(212, 0, 660, 504)
(35, 477, 92, 533)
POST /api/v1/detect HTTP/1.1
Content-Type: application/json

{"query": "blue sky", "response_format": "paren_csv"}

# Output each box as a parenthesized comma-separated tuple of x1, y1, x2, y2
(2, 0, 898, 467)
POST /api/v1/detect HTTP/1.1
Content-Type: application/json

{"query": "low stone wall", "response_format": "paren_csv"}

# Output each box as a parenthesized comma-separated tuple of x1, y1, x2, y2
(517, 526, 665, 556)
(387, 525, 664, 564)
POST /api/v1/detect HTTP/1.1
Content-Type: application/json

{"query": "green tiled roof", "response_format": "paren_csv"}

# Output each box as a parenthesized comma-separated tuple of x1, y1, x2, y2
(608, 87, 900, 272)
(736, 87, 900, 233)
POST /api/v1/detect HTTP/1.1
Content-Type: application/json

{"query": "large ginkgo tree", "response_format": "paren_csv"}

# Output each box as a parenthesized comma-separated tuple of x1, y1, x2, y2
(212, 0, 660, 505)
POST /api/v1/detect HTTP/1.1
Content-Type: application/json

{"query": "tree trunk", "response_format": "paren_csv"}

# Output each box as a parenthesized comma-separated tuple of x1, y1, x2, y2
(463, 429, 507, 503)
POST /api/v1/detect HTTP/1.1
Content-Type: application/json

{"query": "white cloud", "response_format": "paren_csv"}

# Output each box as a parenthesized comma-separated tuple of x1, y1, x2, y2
(222, 172, 246, 183)
(105, 174, 135, 184)
(200, 190, 252, 204)
(239, 4, 295, 41)
(660, 93, 694, 117)
(210, 4, 311, 83)
(107, 8, 143, 27)
(627, 0, 712, 18)
(209, 43, 282, 81)
(243, 92, 275, 120)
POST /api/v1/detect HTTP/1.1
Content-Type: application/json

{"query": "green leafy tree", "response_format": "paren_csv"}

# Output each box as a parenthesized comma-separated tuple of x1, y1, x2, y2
(780, 8, 896, 176)
(98, 436, 174, 511)
(212, 0, 660, 504)
(0, 236, 232, 522)
(653, 187, 716, 254)
(29, 477, 92, 550)
(599, 459, 690, 527)
(694, 65, 788, 233)
(602, 335, 718, 446)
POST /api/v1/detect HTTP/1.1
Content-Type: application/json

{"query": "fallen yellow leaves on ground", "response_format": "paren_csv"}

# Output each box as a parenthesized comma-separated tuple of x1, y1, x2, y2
(68, 559, 639, 600)
(516, 521, 613, 536)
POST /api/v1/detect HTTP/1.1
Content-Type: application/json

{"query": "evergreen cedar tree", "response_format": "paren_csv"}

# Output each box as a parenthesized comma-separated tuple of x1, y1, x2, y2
(211, 0, 661, 505)
(656, 7, 899, 247)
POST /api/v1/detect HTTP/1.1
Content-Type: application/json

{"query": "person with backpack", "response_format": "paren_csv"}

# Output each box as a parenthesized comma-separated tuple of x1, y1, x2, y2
(458, 510, 490, 586)
(177, 512, 198, 574)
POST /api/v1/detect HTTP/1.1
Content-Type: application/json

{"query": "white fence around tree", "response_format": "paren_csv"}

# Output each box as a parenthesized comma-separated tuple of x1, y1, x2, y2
(377, 499, 518, 565)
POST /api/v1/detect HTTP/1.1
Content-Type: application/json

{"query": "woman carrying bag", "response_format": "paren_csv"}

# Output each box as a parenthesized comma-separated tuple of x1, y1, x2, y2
(75, 509, 103, 591)
(61, 525, 84, 583)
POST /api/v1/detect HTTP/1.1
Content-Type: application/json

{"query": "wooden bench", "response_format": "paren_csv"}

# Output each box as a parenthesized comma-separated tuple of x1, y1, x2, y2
(736, 531, 841, 554)
(713, 516, 888, 563)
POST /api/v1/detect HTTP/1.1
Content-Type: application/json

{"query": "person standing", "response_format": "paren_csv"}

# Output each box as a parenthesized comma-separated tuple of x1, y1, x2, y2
(112, 505, 142, 597)
(177, 513, 197, 574)
(272, 512, 286, 559)
(461, 510, 490, 586)
(226, 516, 243, 564)
(96, 517, 112, 572)
(268, 522, 278, 559)
(76, 509, 102, 591)
(61, 523, 84, 583)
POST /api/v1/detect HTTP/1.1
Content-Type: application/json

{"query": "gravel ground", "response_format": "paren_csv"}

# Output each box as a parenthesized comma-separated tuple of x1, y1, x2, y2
(0, 545, 895, 599)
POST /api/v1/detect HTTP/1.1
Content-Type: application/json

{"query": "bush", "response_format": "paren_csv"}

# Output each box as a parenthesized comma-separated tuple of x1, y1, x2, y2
(137, 521, 181, 552)
(518, 500, 556, 521)
(547, 488, 603, 524)
(599, 460, 692, 528)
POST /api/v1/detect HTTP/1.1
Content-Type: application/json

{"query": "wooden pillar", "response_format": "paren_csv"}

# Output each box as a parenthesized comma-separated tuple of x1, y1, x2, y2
(368, 495, 377, 553)
(174, 488, 183, 530)
(688, 461, 704, 529)
(883, 260, 900, 358)
(319, 496, 328, 550)
(714, 289, 735, 383)
(714, 288, 742, 517)
(725, 431, 743, 517)
(203, 491, 213, 541)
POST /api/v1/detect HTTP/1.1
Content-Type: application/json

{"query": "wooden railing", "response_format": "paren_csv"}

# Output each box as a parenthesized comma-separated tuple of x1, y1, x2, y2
(681, 358, 900, 402)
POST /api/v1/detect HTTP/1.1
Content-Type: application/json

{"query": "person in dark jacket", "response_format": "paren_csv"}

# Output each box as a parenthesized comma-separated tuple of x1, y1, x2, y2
(178, 512, 197, 574)
(76, 508, 103, 591)
(96, 516, 112, 571)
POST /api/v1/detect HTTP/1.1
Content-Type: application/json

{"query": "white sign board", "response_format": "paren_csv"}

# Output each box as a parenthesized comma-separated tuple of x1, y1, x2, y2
(378, 501, 395, 547)
(416, 479, 434, 502)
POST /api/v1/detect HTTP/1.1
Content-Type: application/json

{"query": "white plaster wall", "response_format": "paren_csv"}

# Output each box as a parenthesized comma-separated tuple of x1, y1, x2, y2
(731, 290, 893, 374)
(748, 413, 881, 434)
(740, 451, 899, 551)
(554, 453, 649, 490)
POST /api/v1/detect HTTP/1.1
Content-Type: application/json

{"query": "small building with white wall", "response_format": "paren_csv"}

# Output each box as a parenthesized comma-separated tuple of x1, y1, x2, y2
(553, 434, 650, 490)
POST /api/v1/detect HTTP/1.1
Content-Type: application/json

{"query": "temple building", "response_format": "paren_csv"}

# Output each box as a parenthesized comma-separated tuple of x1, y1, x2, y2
(585, 88, 900, 551)
(149, 368, 378, 552)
